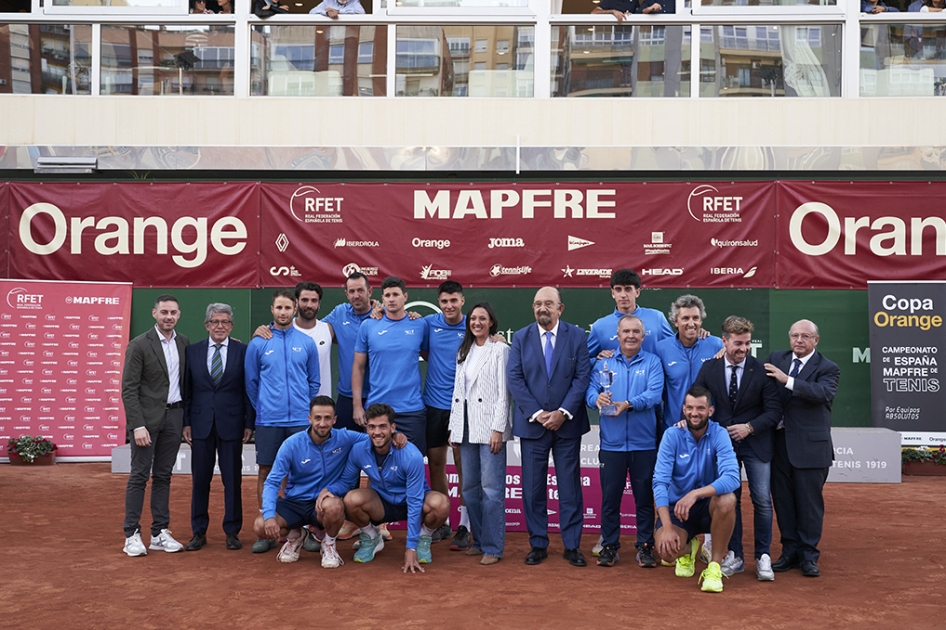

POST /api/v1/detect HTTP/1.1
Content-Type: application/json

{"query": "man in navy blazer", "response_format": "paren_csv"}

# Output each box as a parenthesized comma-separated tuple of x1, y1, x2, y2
(765, 319, 839, 578)
(508, 287, 591, 567)
(693, 315, 782, 580)
(183, 303, 255, 551)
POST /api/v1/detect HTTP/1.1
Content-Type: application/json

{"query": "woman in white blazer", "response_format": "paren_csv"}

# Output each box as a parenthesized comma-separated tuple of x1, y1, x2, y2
(448, 302, 512, 565)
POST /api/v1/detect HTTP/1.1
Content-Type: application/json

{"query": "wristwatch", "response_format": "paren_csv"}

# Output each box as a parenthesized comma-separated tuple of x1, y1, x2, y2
(746, 422, 754, 434)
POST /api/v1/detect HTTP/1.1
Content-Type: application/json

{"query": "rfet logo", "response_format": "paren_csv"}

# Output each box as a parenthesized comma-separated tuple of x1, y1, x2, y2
(688, 185, 744, 223)
(290, 186, 343, 224)
(6, 287, 44, 310)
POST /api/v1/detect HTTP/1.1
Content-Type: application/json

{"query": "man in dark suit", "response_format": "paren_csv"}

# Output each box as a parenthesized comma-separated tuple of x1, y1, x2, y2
(183, 303, 255, 551)
(121, 294, 190, 557)
(508, 287, 591, 567)
(694, 315, 781, 581)
(765, 319, 839, 578)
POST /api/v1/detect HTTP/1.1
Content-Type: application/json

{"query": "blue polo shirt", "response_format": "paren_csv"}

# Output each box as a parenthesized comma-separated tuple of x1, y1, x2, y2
(355, 314, 429, 412)
(323, 303, 374, 398)
(587, 306, 673, 361)
(422, 312, 466, 410)
(655, 334, 724, 427)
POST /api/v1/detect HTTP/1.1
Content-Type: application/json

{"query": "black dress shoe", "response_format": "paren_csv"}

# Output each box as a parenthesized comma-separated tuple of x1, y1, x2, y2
(801, 560, 820, 577)
(563, 548, 587, 567)
(226, 533, 243, 550)
(185, 532, 206, 551)
(524, 547, 548, 565)
(771, 555, 800, 572)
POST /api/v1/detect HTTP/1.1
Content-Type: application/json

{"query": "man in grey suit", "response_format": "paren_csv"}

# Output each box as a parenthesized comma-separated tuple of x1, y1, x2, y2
(765, 319, 840, 578)
(121, 294, 190, 557)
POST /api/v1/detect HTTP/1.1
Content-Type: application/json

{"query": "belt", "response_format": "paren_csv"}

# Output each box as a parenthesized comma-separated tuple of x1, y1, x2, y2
(166, 401, 184, 409)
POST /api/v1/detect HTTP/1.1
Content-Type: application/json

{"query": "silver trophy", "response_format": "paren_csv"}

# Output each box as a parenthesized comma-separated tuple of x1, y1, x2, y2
(598, 361, 618, 416)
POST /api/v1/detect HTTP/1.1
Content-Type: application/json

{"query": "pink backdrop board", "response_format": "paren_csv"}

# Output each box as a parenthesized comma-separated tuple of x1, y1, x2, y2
(0, 279, 132, 459)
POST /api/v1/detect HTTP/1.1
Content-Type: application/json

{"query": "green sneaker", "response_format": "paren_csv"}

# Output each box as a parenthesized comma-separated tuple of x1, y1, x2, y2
(700, 561, 725, 593)
(353, 531, 384, 563)
(675, 537, 700, 578)
(417, 534, 433, 564)
(252, 538, 277, 554)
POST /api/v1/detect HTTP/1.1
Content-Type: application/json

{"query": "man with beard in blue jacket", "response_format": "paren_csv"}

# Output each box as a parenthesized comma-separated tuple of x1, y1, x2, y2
(321, 404, 450, 573)
(245, 289, 321, 553)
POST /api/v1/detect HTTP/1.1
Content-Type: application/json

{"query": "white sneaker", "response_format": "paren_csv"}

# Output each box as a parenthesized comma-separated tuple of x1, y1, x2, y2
(149, 529, 183, 553)
(591, 535, 604, 557)
(321, 540, 344, 569)
(720, 550, 745, 577)
(124, 530, 148, 557)
(757, 553, 775, 581)
(277, 536, 304, 563)
(699, 538, 712, 564)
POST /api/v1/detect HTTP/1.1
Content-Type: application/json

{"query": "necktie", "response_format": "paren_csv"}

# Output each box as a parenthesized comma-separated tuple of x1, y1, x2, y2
(544, 331, 554, 378)
(789, 358, 802, 378)
(728, 364, 739, 408)
(211, 343, 223, 385)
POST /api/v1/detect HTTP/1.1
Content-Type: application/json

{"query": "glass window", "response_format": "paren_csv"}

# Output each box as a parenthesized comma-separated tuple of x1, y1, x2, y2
(700, 0, 837, 5)
(251, 24, 386, 96)
(700, 24, 841, 97)
(101, 24, 234, 95)
(0, 24, 92, 94)
(393, 0, 528, 7)
(45, 0, 188, 13)
(552, 25, 691, 97)
(861, 23, 946, 96)
(395, 25, 534, 96)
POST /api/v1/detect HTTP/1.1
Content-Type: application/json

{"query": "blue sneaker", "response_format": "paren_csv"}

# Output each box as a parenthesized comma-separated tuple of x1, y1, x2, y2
(417, 534, 433, 564)
(353, 531, 384, 563)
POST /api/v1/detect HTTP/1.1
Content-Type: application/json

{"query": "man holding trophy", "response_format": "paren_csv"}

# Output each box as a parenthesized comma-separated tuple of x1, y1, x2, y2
(586, 315, 664, 568)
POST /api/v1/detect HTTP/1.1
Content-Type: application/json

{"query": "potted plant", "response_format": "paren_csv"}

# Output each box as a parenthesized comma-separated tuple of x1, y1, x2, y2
(901, 446, 946, 476)
(6, 435, 58, 466)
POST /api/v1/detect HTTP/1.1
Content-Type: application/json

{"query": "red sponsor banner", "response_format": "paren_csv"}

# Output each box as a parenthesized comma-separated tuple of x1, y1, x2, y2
(8, 182, 259, 288)
(777, 181, 946, 289)
(259, 182, 777, 288)
(0, 279, 132, 460)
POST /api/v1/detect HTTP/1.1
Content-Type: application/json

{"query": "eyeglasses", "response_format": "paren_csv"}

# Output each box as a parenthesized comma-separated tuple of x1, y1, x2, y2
(209, 319, 233, 327)
(789, 333, 815, 340)
(532, 301, 558, 310)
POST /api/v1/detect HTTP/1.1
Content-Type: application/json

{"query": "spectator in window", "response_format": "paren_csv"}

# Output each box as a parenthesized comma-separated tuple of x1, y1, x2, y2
(591, 0, 639, 22)
(639, 0, 674, 14)
(310, 0, 365, 17)
(862, 0, 899, 12)
(909, 0, 945, 11)
(190, 0, 214, 12)
(216, 0, 234, 13)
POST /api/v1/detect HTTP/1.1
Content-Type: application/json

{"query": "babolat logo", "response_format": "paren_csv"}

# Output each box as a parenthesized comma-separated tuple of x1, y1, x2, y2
(641, 268, 683, 276)
(334, 238, 378, 248)
(290, 186, 343, 224)
(488, 237, 525, 249)
(711, 238, 758, 248)
(688, 185, 744, 223)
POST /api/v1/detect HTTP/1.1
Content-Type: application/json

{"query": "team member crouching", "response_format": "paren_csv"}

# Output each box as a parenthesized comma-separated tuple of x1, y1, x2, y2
(653, 386, 739, 593)
(320, 404, 450, 573)
(254, 396, 405, 568)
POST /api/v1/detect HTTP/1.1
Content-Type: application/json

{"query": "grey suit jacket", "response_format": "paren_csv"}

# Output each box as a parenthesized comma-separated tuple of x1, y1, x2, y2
(122, 326, 190, 437)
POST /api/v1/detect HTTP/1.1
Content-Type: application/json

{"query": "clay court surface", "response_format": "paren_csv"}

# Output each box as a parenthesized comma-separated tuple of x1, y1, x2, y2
(2, 464, 943, 630)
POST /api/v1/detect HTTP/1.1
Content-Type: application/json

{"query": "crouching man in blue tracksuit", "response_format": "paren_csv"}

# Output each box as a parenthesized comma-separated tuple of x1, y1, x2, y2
(320, 403, 450, 573)
(586, 314, 664, 569)
(653, 386, 740, 593)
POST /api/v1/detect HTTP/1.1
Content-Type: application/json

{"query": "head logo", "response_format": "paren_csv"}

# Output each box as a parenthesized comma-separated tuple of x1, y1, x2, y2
(290, 186, 343, 224)
(276, 233, 290, 252)
(688, 185, 744, 223)
(641, 268, 683, 276)
(6, 287, 43, 310)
